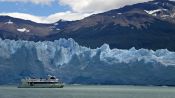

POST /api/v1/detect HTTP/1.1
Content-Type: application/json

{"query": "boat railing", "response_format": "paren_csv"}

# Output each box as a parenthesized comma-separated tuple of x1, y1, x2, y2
(22, 78, 59, 83)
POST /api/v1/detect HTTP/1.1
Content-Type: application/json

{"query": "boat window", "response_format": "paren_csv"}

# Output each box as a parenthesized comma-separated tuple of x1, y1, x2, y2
(50, 77, 56, 79)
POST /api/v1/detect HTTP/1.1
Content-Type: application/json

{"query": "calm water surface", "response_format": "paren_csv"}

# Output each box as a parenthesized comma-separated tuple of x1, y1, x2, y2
(0, 85, 175, 98)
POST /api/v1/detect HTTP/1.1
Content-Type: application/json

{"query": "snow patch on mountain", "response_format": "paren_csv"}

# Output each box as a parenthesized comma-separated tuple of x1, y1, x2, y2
(5, 20, 13, 25)
(56, 28, 61, 31)
(144, 9, 167, 16)
(17, 28, 30, 33)
(54, 23, 59, 26)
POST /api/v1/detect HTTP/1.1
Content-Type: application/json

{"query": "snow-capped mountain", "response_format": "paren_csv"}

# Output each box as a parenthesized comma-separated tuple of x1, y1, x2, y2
(47, 0, 175, 51)
(0, 0, 175, 51)
(0, 16, 57, 41)
(0, 38, 175, 85)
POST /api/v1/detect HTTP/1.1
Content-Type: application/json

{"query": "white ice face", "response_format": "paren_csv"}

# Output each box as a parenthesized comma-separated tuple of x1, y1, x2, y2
(0, 38, 174, 68)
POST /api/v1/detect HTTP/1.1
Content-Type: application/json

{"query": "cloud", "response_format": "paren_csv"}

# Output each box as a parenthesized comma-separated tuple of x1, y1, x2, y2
(0, 13, 48, 23)
(0, 0, 157, 23)
(0, 0, 54, 5)
(59, 0, 152, 13)
(0, 11, 91, 23)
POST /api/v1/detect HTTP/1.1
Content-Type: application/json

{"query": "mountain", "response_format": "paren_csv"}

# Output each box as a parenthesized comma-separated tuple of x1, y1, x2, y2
(0, 38, 175, 85)
(0, 0, 175, 51)
(46, 0, 175, 51)
(0, 16, 55, 41)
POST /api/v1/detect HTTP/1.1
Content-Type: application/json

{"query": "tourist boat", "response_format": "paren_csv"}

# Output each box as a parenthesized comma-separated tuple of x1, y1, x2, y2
(18, 75, 64, 88)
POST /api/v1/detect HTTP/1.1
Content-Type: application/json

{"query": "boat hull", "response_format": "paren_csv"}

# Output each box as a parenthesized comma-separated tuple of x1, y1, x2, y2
(18, 83, 64, 88)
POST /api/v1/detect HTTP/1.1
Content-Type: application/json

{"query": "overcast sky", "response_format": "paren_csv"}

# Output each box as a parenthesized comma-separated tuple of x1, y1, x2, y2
(0, 0, 154, 23)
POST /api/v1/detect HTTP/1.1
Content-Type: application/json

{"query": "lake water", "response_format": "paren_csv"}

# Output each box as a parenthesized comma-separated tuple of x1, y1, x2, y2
(0, 85, 175, 98)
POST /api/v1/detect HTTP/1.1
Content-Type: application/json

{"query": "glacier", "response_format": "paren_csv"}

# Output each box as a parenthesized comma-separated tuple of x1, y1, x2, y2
(0, 38, 175, 85)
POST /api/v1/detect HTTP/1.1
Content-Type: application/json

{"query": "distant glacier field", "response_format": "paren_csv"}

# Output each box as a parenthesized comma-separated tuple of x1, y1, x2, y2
(0, 38, 175, 85)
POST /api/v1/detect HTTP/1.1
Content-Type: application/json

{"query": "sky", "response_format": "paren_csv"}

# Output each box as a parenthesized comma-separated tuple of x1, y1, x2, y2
(0, 0, 154, 23)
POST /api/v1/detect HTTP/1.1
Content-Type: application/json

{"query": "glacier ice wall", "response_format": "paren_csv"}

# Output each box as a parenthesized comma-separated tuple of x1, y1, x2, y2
(0, 38, 175, 85)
